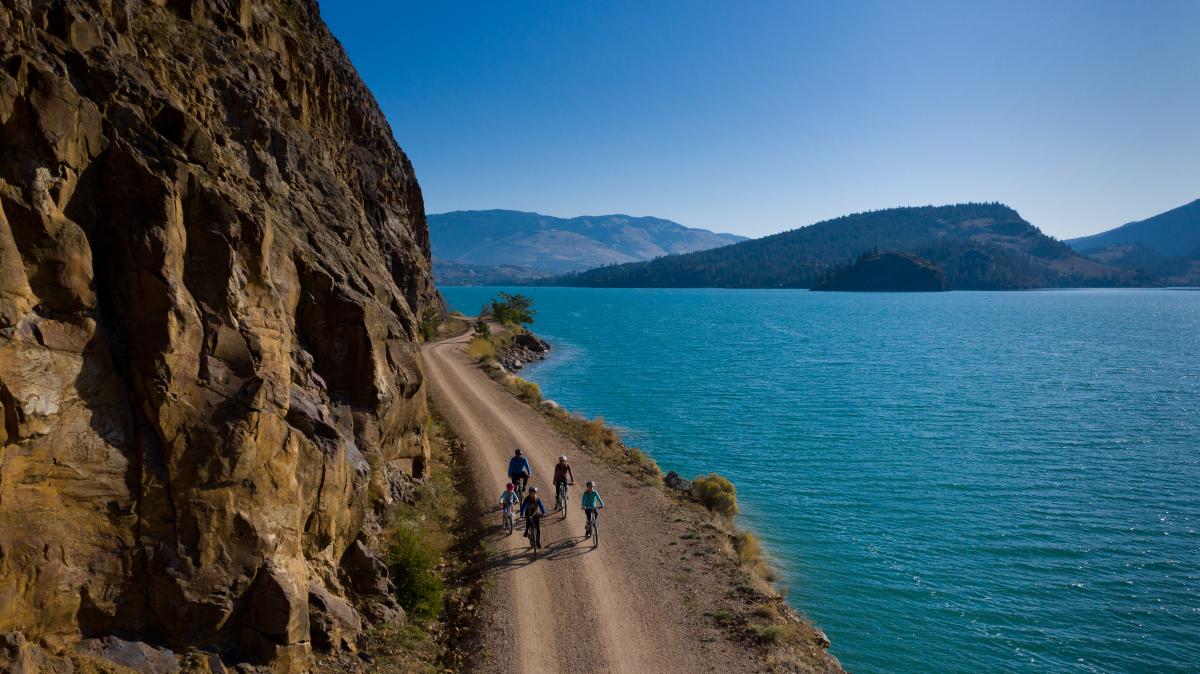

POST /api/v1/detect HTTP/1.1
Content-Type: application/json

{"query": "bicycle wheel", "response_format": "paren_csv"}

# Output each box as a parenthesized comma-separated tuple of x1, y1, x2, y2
(591, 515, 599, 548)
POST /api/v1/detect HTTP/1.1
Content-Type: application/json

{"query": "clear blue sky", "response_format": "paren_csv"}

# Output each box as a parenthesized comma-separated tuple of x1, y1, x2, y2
(321, 1, 1200, 239)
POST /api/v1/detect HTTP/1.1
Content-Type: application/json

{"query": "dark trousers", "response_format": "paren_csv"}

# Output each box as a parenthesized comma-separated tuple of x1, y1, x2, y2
(523, 514, 541, 537)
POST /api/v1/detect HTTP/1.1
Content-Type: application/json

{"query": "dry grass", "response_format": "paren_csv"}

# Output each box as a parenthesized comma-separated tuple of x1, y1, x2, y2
(546, 411, 662, 485)
(466, 336, 496, 362)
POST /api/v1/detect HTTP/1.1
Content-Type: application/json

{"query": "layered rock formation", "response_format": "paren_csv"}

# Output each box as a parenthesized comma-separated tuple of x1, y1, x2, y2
(0, 0, 437, 670)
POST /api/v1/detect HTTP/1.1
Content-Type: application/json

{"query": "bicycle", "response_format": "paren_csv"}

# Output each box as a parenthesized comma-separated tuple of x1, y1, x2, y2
(501, 503, 515, 535)
(585, 508, 599, 548)
(526, 516, 542, 557)
(555, 481, 570, 515)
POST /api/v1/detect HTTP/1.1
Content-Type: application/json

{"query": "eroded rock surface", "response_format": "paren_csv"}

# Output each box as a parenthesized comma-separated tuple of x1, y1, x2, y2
(0, 0, 437, 669)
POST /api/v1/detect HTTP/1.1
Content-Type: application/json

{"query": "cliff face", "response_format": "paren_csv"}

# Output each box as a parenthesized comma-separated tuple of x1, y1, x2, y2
(0, 0, 436, 669)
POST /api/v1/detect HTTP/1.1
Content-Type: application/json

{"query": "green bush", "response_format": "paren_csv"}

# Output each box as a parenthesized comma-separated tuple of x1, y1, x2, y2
(473, 319, 491, 337)
(490, 292, 536, 326)
(419, 306, 441, 342)
(386, 524, 444, 621)
(692, 473, 738, 517)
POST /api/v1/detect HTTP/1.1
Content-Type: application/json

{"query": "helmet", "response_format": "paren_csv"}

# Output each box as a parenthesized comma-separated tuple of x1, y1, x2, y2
(506, 482, 514, 490)
(514, 448, 523, 456)
(586, 480, 595, 487)
(529, 486, 539, 493)
(559, 455, 567, 461)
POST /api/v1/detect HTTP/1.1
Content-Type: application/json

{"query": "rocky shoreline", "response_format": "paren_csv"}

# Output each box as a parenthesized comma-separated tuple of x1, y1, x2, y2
(497, 331, 551, 372)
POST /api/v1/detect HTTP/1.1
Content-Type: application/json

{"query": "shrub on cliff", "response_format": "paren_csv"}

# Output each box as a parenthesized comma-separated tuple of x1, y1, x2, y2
(693, 473, 738, 517)
(386, 524, 444, 621)
(466, 336, 496, 362)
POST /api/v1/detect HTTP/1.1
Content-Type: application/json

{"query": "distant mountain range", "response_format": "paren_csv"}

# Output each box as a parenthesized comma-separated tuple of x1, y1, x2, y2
(543, 203, 1129, 289)
(1066, 199, 1200, 285)
(431, 259, 549, 286)
(429, 210, 745, 284)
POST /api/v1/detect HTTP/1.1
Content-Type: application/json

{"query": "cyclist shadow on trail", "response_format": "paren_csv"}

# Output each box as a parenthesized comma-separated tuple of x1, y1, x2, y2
(534, 535, 596, 562)
(480, 524, 598, 577)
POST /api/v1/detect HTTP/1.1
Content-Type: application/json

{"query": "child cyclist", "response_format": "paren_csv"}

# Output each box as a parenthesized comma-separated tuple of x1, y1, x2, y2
(521, 486, 547, 547)
(498, 482, 520, 534)
(581, 480, 605, 537)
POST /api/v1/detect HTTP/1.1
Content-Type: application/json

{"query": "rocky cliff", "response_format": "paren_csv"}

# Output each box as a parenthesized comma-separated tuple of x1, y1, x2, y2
(0, 0, 437, 670)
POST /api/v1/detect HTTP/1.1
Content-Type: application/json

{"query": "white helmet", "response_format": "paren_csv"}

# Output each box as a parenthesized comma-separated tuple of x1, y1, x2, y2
(559, 455, 568, 461)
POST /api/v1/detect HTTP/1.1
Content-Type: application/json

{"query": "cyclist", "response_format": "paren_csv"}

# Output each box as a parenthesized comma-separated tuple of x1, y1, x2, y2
(498, 482, 520, 534)
(581, 480, 605, 537)
(552, 455, 575, 508)
(507, 448, 532, 494)
(520, 486, 547, 546)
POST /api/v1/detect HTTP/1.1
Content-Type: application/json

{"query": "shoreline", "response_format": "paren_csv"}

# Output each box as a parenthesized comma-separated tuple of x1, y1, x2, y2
(469, 323, 843, 671)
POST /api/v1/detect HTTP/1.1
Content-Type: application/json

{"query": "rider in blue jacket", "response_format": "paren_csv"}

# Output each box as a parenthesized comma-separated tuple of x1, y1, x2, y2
(508, 448, 532, 493)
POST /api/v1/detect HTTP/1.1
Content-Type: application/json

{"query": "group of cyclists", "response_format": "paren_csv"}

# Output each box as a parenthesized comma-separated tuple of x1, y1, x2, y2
(499, 448, 605, 552)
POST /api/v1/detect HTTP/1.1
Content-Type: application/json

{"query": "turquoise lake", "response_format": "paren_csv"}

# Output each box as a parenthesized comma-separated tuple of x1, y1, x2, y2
(440, 287, 1200, 673)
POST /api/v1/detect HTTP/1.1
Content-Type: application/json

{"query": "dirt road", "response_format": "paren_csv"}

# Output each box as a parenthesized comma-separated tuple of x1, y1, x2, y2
(423, 331, 765, 673)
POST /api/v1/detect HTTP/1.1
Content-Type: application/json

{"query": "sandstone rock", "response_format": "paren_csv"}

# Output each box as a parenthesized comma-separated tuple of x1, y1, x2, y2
(308, 582, 362, 653)
(74, 636, 181, 673)
(513, 332, 550, 353)
(0, 632, 72, 674)
(0, 0, 437, 668)
(340, 539, 391, 597)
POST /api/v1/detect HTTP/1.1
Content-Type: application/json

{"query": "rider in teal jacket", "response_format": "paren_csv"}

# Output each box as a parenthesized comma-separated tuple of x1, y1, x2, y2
(582, 481, 604, 535)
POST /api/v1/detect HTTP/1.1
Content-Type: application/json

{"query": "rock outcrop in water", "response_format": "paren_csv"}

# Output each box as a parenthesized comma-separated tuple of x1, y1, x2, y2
(0, 0, 436, 669)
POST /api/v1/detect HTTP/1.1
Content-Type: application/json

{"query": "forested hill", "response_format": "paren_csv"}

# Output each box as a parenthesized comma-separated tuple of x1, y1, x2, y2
(544, 203, 1125, 289)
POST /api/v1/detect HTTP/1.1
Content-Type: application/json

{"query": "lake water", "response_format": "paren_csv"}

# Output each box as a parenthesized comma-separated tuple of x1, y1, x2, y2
(440, 287, 1200, 673)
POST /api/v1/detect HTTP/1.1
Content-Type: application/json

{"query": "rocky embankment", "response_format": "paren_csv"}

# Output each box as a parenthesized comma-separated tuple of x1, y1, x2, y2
(812, 251, 950, 291)
(0, 1, 436, 671)
(497, 331, 550, 372)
